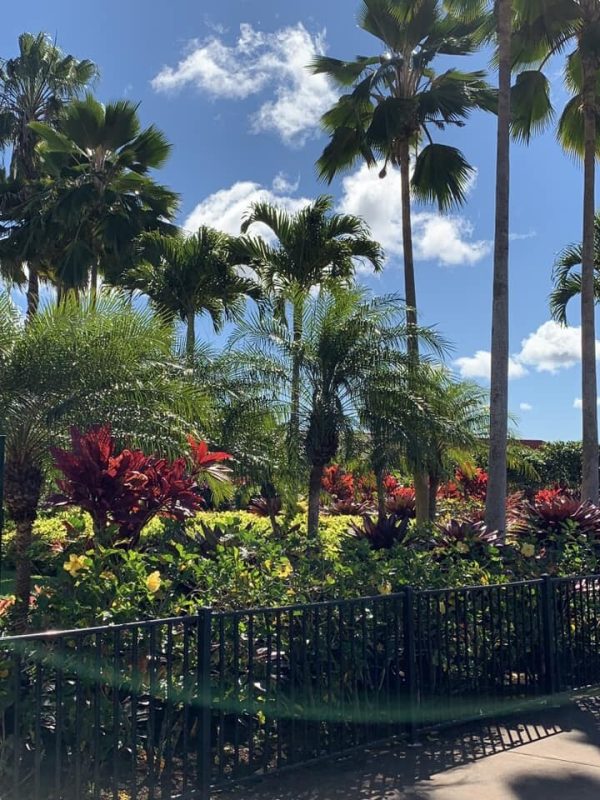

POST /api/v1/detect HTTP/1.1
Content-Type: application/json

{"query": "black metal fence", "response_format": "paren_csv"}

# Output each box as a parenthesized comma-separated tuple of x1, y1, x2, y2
(1, 575, 600, 799)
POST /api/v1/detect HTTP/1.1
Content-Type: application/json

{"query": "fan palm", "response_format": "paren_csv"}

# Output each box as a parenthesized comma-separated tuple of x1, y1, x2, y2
(0, 33, 96, 315)
(238, 195, 383, 493)
(506, 0, 600, 502)
(312, 0, 494, 356)
(12, 94, 178, 295)
(0, 291, 209, 629)
(124, 227, 261, 362)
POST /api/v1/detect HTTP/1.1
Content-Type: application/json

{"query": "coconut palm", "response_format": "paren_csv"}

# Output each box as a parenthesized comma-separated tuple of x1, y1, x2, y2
(0, 291, 209, 628)
(11, 94, 178, 295)
(124, 227, 261, 362)
(238, 196, 383, 493)
(0, 33, 96, 315)
(505, 1, 600, 502)
(312, 0, 494, 356)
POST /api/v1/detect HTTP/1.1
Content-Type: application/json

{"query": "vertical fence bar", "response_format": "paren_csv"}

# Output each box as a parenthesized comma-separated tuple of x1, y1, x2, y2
(403, 587, 417, 743)
(541, 575, 557, 696)
(197, 609, 212, 800)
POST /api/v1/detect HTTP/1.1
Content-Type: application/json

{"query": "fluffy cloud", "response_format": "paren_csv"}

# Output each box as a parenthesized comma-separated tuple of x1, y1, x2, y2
(456, 320, 600, 384)
(519, 402, 533, 412)
(454, 350, 528, 381)
(517, 320, 600, 373)
(338, 164, 491, 267)
(183, 177, 311, 238)
(152, 23, 337, 145)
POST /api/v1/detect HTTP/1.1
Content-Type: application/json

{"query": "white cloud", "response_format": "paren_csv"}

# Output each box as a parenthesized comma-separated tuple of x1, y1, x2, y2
(272, 172, 299, 194)
(337, 164, 491, 267)
(573, 397, 600, 409)
(454, 350, 528, 381)
(183, 179, 310, 238)
(456, 320, 600, 387)
(519, 402, 533, 412)
(152, 23, 337, 146)
(509, 230, 537, 242)
(518, 320, 600, 374)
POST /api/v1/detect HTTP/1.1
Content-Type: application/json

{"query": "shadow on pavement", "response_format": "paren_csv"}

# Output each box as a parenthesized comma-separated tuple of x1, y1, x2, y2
(216, 695, 600, 799)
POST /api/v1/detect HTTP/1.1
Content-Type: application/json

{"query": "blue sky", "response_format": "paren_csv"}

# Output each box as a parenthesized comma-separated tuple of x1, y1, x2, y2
(2, 0, 595, 441)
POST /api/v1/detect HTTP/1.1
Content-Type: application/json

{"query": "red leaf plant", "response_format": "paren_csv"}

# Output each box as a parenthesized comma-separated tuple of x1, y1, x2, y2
(50, 426, 231, 548)
(321, 464, 355, 501)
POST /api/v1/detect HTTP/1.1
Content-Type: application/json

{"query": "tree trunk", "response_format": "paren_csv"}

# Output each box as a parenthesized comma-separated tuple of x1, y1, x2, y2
(307, 462, 323, 539)
(486, 0, 512, 535)
(399, 140, 418, 358)
(4, 456, 43, 633)
(580, 58, 599, 502)
(26, 266, 39, 321)
(399, 140, 429, 518)
(375, 467, 387, 524)
(289, 296, 304, 499)
(186, 310, 196, 365)
(414, 472, 429, 525)
(14, 519, 33, 630)
(428, 472, 440, 522)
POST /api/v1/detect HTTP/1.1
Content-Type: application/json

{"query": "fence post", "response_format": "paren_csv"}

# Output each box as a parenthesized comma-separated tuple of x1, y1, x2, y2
(403, 586, 417, 743)
(541, 575, 557, 696)
(197, 608, 212, 800)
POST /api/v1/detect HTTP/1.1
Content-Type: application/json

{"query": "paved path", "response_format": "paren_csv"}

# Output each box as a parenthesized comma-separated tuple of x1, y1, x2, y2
(216, 696, 600, 799)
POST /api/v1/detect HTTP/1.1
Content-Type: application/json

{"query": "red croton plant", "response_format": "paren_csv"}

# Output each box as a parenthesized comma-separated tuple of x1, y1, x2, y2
(50, 426, 232, 548)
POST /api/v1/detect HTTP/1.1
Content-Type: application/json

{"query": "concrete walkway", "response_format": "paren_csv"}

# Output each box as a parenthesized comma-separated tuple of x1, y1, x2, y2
(217, 696, 600, 799)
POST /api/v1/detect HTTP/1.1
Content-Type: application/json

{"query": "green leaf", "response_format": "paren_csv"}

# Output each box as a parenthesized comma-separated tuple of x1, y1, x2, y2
(411, 143, 474, 211)
(510, 70, 554, 143)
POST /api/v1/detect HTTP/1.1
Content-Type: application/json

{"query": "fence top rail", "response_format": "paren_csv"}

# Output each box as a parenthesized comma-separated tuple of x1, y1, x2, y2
(0, 610, 209, 644)
(552, 574, 600, 584)
(2, 573, 598, 643)
(212, 592, 404, 620)
(417, 578, 544, 596)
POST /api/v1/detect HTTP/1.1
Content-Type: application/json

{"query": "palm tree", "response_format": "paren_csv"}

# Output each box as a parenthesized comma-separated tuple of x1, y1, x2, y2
(13, 94, 178, 295)
(0, 291, 209, 628)
(231, 285, 439, 537)
(550, 213, 600, 324)
(507, 1, 600, 502)
(410, 372, 489, 520)
(124, 227, 261, 362)
(444, 0, 514, 532)
(0, 33, 96, 315)
(238, 196, 383, 493)
(312, 0, 494, 356)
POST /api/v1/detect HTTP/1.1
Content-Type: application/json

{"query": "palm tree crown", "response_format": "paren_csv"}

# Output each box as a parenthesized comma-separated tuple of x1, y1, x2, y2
(0, 33, 97, 180)
(125, 226, 261, 360)
(18, 94, 178, 292)
(312, 0, 494, 205)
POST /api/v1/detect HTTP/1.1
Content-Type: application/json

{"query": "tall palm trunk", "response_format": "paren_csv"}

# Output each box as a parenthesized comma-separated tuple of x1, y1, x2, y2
(580, 56, 599, 502)
(307, 462, 323, 538)
(26, 266, 39, 320)
(399, 141, 418, 358)
(4, 456, 43, 632)
(486, 0, 512, 535)
(400, 140, 429, 521)
(289, 295, 304, 496)
(186, 310, 196, 365)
